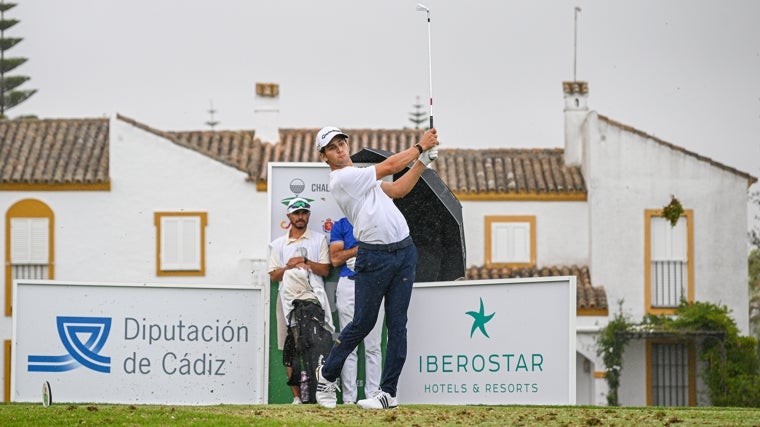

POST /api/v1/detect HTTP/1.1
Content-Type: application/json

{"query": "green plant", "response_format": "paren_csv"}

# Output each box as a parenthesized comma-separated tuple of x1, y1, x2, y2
(597, 300, 760, 407)
(750, 249, 760, 348)
(662, 195, 684, 227)
(596, 301, 634, 406)
(673, 302, 760, 406)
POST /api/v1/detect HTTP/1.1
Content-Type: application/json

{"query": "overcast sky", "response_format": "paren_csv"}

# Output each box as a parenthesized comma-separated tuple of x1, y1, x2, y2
(7, 0, 760, 229)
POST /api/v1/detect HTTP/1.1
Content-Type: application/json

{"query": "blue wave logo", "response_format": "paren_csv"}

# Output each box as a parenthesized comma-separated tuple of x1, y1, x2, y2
(27, 316, 112, 373)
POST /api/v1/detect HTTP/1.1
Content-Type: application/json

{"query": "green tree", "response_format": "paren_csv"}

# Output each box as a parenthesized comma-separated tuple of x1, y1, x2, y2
(408, 95, 426, 129)
(0, 1, 36, 118)
(750, 191, 760, 345)
(750, 248, 760, 345)
(751, 190, 760, 248)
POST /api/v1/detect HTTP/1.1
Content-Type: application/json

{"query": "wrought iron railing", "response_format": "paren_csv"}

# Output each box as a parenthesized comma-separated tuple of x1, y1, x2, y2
(651, 260, 686, 308)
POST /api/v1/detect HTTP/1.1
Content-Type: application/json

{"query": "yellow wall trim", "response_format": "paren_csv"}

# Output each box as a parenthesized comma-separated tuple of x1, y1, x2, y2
(0, 182, 111, 191)
(3, 340, 10, 402)
(577, 308, 609, 317)
(455, 191, 587, 201)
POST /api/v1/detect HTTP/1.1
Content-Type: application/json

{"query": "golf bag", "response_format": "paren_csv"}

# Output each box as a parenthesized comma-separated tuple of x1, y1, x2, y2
(289, 299, 334, 403)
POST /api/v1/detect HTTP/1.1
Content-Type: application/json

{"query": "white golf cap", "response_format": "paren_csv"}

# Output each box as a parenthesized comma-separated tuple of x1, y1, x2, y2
(315, 126, 348, 151)
(287, 197, 311, 214)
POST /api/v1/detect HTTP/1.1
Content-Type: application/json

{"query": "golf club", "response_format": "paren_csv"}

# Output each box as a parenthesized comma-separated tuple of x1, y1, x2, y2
(416, 3, 438, 160)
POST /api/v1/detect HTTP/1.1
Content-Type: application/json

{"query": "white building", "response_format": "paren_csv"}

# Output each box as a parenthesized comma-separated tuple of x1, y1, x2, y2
(1, 82, 754, 405)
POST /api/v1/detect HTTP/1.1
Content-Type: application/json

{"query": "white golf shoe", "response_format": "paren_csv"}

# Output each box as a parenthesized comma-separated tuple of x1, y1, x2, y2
(315, 365, 339, 409)
(357, 390, 398, 409)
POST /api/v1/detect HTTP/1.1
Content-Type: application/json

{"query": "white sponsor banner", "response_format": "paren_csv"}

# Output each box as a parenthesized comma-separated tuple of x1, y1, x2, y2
(267, 163, 347, 314)
(267, 162, 341, 243)
(12, 280, 265, 405)
(267, 162, 384, 243)
(399, 277, 576, 405)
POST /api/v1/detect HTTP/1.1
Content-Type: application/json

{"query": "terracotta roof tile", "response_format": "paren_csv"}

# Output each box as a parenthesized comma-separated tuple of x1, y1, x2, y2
(161, 127, 433, 183)
(7, 115, 753, 196)
(0, 115, 586, 195)
(465, 264, 608, 311)
(0, 118, 109, 185)
(434, 148, 586, 195)
(128, 118, 585, 195)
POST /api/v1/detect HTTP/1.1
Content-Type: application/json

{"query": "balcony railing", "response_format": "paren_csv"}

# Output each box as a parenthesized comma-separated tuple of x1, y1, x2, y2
(651, 260, 686, 308)
(11, 264, 49, 281)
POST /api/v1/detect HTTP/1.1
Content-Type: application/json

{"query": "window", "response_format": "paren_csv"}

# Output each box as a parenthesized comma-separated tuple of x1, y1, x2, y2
(5, 199, 54, 316)
(484, 216, 536, 267)
(154, 212, 207, 276)
(646, 340, 695, 406)
(11, 218, 49, 265)
(644, 210, 693, 314)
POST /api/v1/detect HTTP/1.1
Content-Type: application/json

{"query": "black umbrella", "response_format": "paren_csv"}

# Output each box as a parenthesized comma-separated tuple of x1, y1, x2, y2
(351, 148, 466, 282)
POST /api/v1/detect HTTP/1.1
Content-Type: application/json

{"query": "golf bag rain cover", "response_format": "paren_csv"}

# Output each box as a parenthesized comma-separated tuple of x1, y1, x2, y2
(289, 299, 334, 403)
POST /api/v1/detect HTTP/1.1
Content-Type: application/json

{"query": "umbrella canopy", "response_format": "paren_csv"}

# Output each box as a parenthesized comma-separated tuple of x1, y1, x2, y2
(351, 148, 466, 282)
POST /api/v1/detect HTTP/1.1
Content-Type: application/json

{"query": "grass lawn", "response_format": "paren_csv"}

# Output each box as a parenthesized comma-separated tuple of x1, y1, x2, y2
(1, 403, 759, 426)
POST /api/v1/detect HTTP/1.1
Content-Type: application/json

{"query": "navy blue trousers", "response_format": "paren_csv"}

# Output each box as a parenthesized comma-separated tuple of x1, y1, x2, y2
(321, 238, 417, 397)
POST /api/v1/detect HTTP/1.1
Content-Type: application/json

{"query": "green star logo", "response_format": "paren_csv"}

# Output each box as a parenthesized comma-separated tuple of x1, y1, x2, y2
(466, 297, 495, 338)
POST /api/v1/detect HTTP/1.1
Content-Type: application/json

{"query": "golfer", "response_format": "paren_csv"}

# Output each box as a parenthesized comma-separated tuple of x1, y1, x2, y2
(313, 126, 439, 410)
(329, 217, 384, 404)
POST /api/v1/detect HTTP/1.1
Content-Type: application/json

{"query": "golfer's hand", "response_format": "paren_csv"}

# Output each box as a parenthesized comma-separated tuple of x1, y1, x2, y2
(419, 149, 437, 166)
(346, 257, 356, 272)
(419, 128, 438, 151)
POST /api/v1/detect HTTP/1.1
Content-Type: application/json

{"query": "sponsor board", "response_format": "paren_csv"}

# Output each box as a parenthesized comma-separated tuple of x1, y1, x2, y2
(398, 277, 576, 405)
(12, 280, 264, 404)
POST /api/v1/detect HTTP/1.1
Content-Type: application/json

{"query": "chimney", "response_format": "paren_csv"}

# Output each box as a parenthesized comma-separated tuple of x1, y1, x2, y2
(254, 82, 280, 143)
(562, 81, 589, 167)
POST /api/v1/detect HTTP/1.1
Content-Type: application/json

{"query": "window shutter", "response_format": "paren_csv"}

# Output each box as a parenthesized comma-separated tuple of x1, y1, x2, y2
(651, 217, 687, 261)
(10, 218, 49, 264)
(492, 221, 531, 264)
(160, 216, 201, 271)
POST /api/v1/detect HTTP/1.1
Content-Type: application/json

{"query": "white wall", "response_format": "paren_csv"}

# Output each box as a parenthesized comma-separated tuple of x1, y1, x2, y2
(0, 118, 269, 287)
(576, 353, 594, 405)
(618, 340, 647, 406)
(107, 117, 268, 284)
(585, 113, 750, 334)
(576, 328, 608, 406)
(0, 117, 272, 397)
(463, 200, 589, 268)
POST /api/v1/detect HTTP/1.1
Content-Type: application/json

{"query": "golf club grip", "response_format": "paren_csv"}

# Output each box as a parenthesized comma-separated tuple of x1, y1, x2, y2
(428, 116, 438, 160)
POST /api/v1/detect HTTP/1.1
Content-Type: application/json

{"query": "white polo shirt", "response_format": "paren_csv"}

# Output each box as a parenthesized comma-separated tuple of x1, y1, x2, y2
(329, 165, 409, 245)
